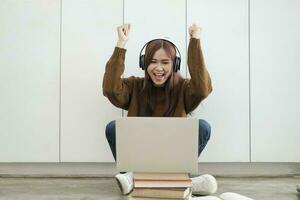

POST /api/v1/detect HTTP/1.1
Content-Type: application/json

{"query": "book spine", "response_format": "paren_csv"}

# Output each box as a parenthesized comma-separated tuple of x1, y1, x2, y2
(134, 187, 191, 189)
(134, 179, 191, 182)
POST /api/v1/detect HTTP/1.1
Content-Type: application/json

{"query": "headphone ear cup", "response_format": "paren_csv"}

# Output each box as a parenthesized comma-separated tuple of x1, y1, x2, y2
(174, 56, 181, 72)
(139, 55, 145, 70)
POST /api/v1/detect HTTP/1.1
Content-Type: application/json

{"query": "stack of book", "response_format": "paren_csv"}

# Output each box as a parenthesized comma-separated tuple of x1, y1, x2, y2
(128, 172, 192, 200)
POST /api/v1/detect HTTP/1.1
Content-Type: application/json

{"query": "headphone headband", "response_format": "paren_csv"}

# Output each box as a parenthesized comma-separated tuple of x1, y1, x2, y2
(139, 38, 181, 72)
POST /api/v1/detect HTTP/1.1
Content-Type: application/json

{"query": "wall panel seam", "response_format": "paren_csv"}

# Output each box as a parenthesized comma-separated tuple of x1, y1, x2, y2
(248, 0, 252, 162)
(59, 0, 62, 163)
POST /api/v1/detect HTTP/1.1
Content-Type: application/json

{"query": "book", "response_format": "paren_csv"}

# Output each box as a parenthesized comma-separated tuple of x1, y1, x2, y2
(128, 192, 254, 200)
(131, 172, 192, 199)
(134, 172, 192, 189)
(131, 187, 191, 199)
(134, 180, 192, 189)
(133, 172, 191, 181)
(181, 192, 254, 200)
(127, 195, 192, 200)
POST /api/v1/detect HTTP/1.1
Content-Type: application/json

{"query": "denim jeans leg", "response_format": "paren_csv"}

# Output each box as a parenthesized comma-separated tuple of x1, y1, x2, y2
(198, 119, 211, 157)
(105, 120, 117, 161)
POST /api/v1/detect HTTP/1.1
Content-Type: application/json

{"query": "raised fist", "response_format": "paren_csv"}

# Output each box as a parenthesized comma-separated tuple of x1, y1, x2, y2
(188, 24, 201, 39)
(117, 24, 131, 42)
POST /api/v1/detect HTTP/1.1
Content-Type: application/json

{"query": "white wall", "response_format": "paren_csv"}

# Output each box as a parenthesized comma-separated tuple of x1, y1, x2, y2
(250, 0, 300, 162)
(0, 0, 299, 162)
(0, 0, 60, 162)
(60, 1, 122, 162)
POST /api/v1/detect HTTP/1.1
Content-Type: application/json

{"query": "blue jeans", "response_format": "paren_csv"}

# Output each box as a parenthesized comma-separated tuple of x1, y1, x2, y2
(105, 119, 211, 161)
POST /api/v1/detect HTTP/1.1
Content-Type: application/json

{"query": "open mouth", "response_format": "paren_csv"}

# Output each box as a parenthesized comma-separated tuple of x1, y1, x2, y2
(153, 72, 165, 81)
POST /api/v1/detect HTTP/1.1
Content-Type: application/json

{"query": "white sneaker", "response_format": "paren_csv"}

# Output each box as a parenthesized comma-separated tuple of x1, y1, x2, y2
(191, 174, 218, 195)
(115, 172, 134, 195)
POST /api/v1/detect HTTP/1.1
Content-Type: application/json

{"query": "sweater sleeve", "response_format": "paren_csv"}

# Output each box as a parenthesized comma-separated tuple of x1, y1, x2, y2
(184, 38, 213, 113)
(102, 47, 134, 110)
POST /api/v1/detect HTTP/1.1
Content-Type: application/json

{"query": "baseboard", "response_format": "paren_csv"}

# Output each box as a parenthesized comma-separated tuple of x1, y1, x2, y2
(0, 162, 299, 178)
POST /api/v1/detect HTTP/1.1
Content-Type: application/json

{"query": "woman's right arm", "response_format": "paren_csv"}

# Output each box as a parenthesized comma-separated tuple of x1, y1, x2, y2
(102, 24, 134, 110)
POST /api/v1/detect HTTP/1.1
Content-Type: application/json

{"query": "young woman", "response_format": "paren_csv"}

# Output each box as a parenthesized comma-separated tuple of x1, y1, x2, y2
(103, 23, 217, 196)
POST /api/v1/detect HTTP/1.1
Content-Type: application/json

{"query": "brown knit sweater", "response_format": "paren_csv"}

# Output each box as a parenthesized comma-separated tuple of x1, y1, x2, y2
(103, 38, 212, 117)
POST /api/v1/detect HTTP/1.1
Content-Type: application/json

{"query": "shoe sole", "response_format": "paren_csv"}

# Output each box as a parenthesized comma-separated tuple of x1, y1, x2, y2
(115, 177, 125, 195)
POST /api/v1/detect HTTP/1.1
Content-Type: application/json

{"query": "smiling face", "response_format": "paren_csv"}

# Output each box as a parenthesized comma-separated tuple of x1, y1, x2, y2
(146, 48, 173, 87)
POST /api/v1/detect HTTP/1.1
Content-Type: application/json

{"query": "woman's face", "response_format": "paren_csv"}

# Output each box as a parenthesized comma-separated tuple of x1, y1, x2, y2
(147, 48, 173, 87)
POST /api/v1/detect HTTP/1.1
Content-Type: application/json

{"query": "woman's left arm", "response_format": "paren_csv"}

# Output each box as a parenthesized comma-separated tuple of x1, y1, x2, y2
(184, 24, 213, 113)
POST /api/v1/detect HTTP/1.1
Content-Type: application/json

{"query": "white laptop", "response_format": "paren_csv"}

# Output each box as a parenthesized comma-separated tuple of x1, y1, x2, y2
(116, 117, 198, 174)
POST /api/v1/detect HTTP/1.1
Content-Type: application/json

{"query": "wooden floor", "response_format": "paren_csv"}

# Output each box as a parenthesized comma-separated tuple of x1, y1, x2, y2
(0, 176, 299, 200)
